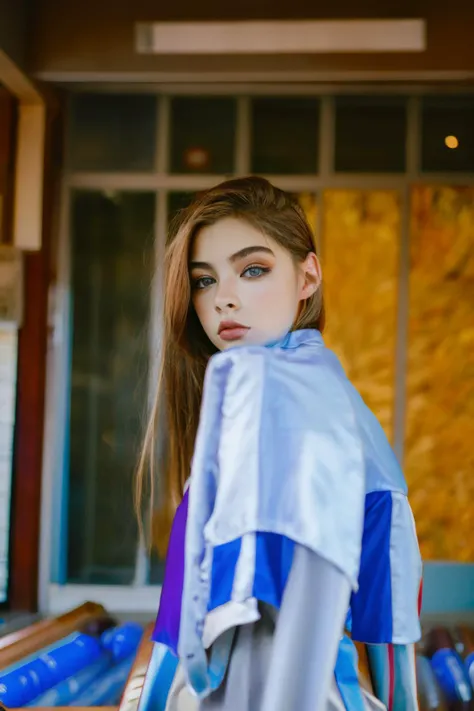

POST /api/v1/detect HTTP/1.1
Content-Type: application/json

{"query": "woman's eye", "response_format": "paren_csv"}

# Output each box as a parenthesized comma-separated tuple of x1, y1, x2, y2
(242, 265, 270, 278)
(193, 276, 215, 290)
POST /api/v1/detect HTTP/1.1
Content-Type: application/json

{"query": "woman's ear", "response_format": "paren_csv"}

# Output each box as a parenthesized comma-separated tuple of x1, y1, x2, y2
(299, 253, 322, 301)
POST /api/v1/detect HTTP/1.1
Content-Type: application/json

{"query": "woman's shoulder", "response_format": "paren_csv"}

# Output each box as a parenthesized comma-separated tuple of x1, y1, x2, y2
(206, 344, 408, 496)
(205, 337, 344, 384)
(204, 342, 357, 437)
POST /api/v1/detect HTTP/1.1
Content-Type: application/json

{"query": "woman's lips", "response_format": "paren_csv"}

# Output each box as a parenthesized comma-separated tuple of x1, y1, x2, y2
(218, 321, 250, 342)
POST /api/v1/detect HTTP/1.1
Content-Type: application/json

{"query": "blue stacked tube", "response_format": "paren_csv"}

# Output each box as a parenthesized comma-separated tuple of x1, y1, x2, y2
(0, 621, 143, 708)
(0, 633, 102, 706)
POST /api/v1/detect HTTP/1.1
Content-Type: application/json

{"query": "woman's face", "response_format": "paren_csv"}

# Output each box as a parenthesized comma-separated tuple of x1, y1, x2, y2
(190, 217, 320, 351)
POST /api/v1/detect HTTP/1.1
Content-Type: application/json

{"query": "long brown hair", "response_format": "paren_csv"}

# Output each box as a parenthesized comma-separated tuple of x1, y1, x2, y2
(135, 176, 325, 555)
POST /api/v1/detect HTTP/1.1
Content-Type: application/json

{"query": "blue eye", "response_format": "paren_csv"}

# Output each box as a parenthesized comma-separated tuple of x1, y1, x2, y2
(242, 265, 270, 279)
(193, 276, 215, 290)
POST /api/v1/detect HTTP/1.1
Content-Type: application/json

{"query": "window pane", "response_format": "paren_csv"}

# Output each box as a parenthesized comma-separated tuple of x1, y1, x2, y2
(322, 190, 400, 440)
(69, 94, 157, 172)
(251, 98, 320, 174)
(68, 191, 155, 584)
(168, 191, 195, 224)
(406, 186, 474, 562)
(149, 555, 166, 585)
(170, 98, 236, 174)
(421, 96, 474, 172)
(335, 97, 407, 173)
(167, 191, 196, 245)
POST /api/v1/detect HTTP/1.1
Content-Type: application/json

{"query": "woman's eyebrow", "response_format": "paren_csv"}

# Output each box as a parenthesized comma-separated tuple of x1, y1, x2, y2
(190, 246, 274, 271)
(189, 260, 212, 270)
(229, 245, 274, 262)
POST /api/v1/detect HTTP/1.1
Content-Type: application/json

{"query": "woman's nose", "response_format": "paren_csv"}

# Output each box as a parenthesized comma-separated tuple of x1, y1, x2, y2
(214, 282, 241, 313)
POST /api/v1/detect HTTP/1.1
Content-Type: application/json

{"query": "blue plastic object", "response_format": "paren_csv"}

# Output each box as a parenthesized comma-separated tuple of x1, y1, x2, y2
(0, 632, 80, 675)
(27, 653, 113, 706)
(101, 622, 143, 662)
(69, 655, 135, 706)
(431, 648, 472, 705)
(466, 651, 474, 690)
(0, 633, 102, 707)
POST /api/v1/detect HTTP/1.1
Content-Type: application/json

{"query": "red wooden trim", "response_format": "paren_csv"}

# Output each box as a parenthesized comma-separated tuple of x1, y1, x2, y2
(9, 103, 62, 611)
(9, 250, 48, 610)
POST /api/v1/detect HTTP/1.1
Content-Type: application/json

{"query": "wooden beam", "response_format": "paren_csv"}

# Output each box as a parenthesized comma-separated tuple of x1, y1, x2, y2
(0, 46, 46, 253)
(0, 49, 42, 104)
(9, 102, 62, 611)
(12, 103, 46, 251)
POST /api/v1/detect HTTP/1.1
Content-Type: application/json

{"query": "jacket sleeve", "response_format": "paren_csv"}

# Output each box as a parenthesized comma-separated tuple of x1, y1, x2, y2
(350, 490, 422, 645)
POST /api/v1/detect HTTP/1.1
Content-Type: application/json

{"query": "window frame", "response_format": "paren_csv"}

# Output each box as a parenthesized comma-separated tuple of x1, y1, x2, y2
(40, 87, 474, 615)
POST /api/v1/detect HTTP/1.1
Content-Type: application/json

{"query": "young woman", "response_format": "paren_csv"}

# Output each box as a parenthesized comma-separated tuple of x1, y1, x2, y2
(137, 176, 422, 711)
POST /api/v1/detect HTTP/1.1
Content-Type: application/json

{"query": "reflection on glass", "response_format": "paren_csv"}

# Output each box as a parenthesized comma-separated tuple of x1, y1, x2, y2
(406, 186, 474, 561)
(69, 94, 157, 172)
(322, 190, 399, 441)
(170, 98, 236, 174)
(251, 97, 320, 174)
(334, 96, 407, 173)
(68, 191, 155, 583)
(422, 97, 474, 172)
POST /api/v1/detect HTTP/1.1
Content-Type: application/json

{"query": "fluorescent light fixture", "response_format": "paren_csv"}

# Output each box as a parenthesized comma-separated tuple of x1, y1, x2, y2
(136, 19, 426, 55)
